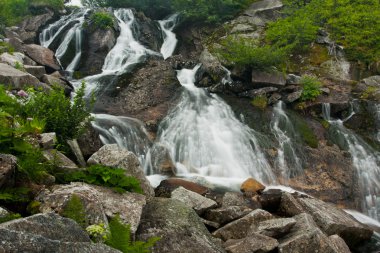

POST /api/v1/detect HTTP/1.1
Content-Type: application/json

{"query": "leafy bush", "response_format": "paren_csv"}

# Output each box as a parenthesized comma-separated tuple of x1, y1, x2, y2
(300, 75, 322, 101)
(105, 215, 159, 253)
(62, 194, 87, 228)
(0, 213, 22, 223)
(215, 36, 288, 69)
(86, 11, 114, 30)
(251, 96, 268, 110)
(61, 165, 143, 194)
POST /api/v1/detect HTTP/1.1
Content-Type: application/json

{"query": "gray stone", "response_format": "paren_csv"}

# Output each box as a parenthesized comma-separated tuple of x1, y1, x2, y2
(286, 74, 302, 85)
(361, 75, 380, 87)
(278, 192, 304, 217)
(42, 149, 78, 171)
(24, 44, 60, 72)
(251, 70, 286, 88)
(204, 206, 253, 226)
(199, 48, 226, 83)
(256, 217, 297, 238)
(0, 63, 41, 89)
(24, 65, 46, 79)
(41, 74, 73, 94)
(328, 235, 351, 253)
(222, 192, 248, 207)
(36, 182, 146, 234)
(137, 198, 226, 253)
(284, 90, 303, 103)
(16, 11, 54, 43)
(0, 207, 9, 217)
(239, 87, 278, 98)
(268, 93, 282, 105)
(213, 209, 273, 241)
(39, 132, 57, 150)
(171, 186, 217, 215)
(87, 144, 154, 198)
(224, 233, 278, 253)
(0, 52, 24, 67)
(321, 87, 331, 94)
(67, 139, 87, 167)
(0, 154, 16, 189)
(298, 197, 373, 247)
(148, 143, 176, 176)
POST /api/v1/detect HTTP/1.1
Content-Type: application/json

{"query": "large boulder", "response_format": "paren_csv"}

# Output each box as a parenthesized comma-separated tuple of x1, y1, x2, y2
(87, 144, 154, 198)
(24, 44, 60, 72)
(24, 65, 46, 79)
(240, 178, 265, 197)
(204, 206, 253, 226)
(41, 74, 73, 94)
(0, 213, 118, 253)
(77, 125, 103, 160)
(251, 70, 286, 88)
(146, 143, 176, 175)
(223, 233, 278, 253)
(0, 52, 25, 67)
(136, 198, 225, 253)
(255, 217, 297, 238)
(0, 154, 16, 189)
(155, 178, 210, 197)
(36, 182, 146, 234)
(42, 149, 78, 171)
(15, 10, 55, 43)
(0, 63, 42, 89)
(199, 48, 226, 84)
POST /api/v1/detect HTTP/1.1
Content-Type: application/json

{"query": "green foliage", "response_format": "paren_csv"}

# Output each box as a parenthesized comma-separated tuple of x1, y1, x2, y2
(26, 200, 41, 214)
(62, 194, 87, 228)
(105, 215, 160, 253)
(294, 118, 318, 148)
(300, 75, 322, 101)
(0, 42, 15, 54)
(0, 213, 22, 223)
(86, 11, 114, 30)
(86, 223, 108, 242)
(360, 86, 379, 99)
(0, 187, 30, 203)
(23, 82, 93, 145)
(216, 36, 287, 69)
(251, 96, 268, 110)
(14, 62, 24, 71)
(61, 165, 143, 194)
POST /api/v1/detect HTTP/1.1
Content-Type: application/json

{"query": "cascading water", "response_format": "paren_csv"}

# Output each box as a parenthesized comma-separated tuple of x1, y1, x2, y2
(270, 101, 303, 180)
(323, 103, 380, 221)
(150, 64, 275, 188)
(65, 0, 84, 7)
(158, 14, 179, 59)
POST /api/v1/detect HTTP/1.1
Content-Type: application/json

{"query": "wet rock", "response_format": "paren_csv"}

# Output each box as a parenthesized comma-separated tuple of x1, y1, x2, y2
(268, 93, 282, 105)
(24, 65, 46, 79)
(147, 144, 176, 176)
(240, 178, 265, 197)
(278, 192, 304, 217)
(134, 11, 162, 52)
(225, 81, 252, 94)
(0, 213, 118, 253)
(199, 48, 226, 83)
(298, 197, 373, 247)
(137, 198, 225, 253)
(155, 178, 210, 197)
(283, 90, 302, 103)
(224, 233, 278, 253)
(77, 125, 103, 160)
(0, 154, 16, 189)
(239, 87, 278, 99)
(259, 189, 282, 212)
(213, 209, 273, 241)
(42, 149, 78, 171)
(39, 133, 57, 150)
(278, 213, 338, 253)
(87, 144, 154, 197)
(0, 63, 41, 89)
(251, 69, 286, 88)
(256, 217, 297, 238)
(24, 44, 60, 72)
(36, 182, 146, 234)
(286, 74, 301, 85)
(204, 206, 253, 226)
(171, 186, 217, 215)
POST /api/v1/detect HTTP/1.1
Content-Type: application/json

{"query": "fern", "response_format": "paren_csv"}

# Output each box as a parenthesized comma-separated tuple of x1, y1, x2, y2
(105, 215, 160, 253)
(0, 187, 30, 203)
(62, 194, 87, 228)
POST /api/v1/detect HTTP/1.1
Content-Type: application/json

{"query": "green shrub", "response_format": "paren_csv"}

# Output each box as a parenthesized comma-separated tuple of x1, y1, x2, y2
(105, 215, 160, 253)
(300, 75, 322, 101)
(0, 42, 15, 54)
(86, 11, 114, 30)
(60, 165, 143, 194)
(251, 96, 268, 110)
(215, 36, 288, 69)
(0, 187, 31, 203)
(62, 194, 87, 228)
(0, 213, 22, 223)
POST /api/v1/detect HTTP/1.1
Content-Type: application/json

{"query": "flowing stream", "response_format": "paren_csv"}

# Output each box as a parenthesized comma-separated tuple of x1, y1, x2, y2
(159, 14, 179, 59)
(323, 103, 380, 221)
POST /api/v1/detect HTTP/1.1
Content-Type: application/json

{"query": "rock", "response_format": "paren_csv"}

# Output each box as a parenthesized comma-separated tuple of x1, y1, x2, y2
(360, 75, 380, 87)
(321, 87, 331, 94)
(204, 206, 253, 226)
(222, 192, 248, 207)
(0, 207, 9, 218)
(202, 218, 221, 229)
(283, 90, 303, 103)
(134, 11, 162, 52)
(42, 149, 78, 171)
(278, 192, 304, 217)
(328, 235, 351, 253)
(259, 189, 282, 212)
(24, 44, 60, 72)
(155, 178, 210, 197)
(240, 178, 265, 197)
(67, 139, 87, 167)
(77, 125, 103, 160)
(87, 144, 154, 198)
(251, 69, 286, 88)
(256, 217, 297, 238)
(0, 63, 42, 89)
(278, 213, 339, 253)
(147, 144, 176, 175)
(268, 93, 282, 105)
(0, 213, 118, 253)
(213, 209, 273, 241)
(24, 65, 46, 79)
(199, 48, 226, 83)
(239, 87, 278, 99)
(41, 74, 72, 94)
(0, 52, 24, 67)
(298, 197, 373, 247)
(137, 198, 225, 253)
(15, 11, 54, 43)
(224, 233, 278, 253)
(0, 154, 16, 189)
(286, 74, 301, 85)
(39, 133, 57, 150)
(171, 186, 217, 215)
(36, 182, 146, 234)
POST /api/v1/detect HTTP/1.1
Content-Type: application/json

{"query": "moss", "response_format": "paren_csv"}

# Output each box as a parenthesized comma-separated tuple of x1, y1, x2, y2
(361, 86, 379, 99)
(295, 118, 318, 148)
(0, 213, 22, 223)
(321, 119, 330, 129)
(251, 96, 268, 110)
(26, 200, 41, 215)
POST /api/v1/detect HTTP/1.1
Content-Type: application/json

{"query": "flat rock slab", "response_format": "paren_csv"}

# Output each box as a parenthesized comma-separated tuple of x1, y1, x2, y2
(224, 233, 278, 253)
(155, 178, 210, 197)
(256, 217, 297, 238)
(204, 206, 253, 225)
(0, 63, 41, 89)
(24, 44, 60, 71)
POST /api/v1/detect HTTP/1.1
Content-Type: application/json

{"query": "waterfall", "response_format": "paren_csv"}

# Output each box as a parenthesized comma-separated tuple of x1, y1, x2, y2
(271, 101, 303, 180)
(150, 64, 275, 188)
(159, 14, 179, 59)
(65, 0, 84, 7)
(66, 23, 83, 72)
(322, 103, 380, 221)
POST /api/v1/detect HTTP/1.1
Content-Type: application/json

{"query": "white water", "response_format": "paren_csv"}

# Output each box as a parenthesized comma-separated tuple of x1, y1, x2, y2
(151, 65, 275, 187)
(323, 103, 380, 221)
(65, 0, 83, 7)
(375, 104, 380, 142)
(271, 101, 303, 180)
(159, 14, 179, 59)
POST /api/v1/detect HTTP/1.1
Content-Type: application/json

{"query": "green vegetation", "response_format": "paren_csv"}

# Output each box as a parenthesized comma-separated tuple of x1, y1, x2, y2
(360, 86, 379, 99)
(61, 165, 143, 194)
(0, 42, 15, 54)
(62, 194, 87, 228)
(294, 118, 319, 148)
(86, 223, 108, 242)
(0, 213, 22, 223)
(0, 187, 30, 203)
(105, 215, 160, 253)
(85, 11, 114, 30)
(300, 75, 322, 101)
(251, 96, 268, 110)
(215, 36, 287, 69)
